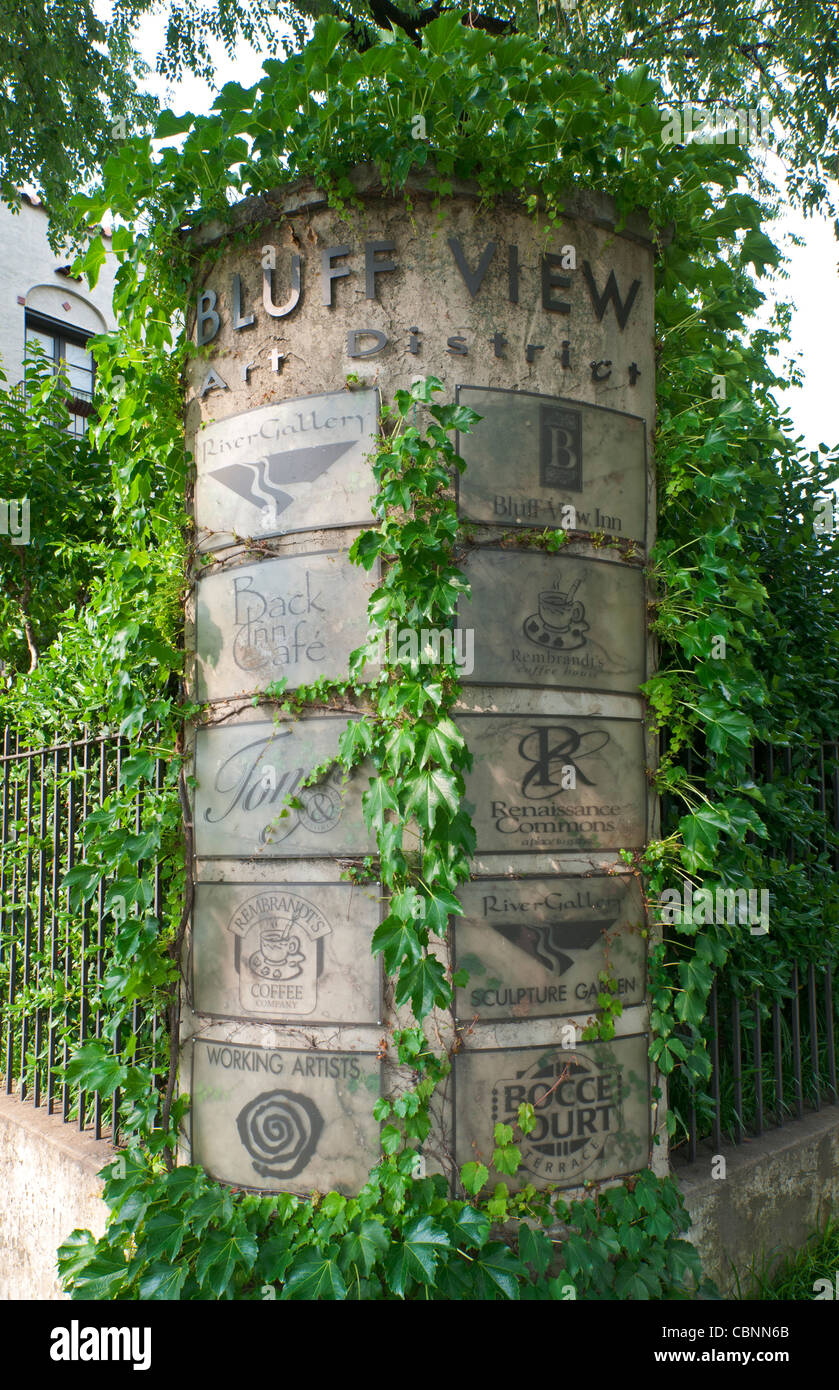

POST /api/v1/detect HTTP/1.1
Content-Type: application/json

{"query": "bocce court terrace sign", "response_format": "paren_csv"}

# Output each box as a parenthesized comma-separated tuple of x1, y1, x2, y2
(182, 172, 659, 1197)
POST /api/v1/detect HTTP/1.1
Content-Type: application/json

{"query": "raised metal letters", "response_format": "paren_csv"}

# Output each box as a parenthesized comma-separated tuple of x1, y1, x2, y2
(194, 389, 378, 549)
(191, 1039, 380, 1192)
(459, 714, 647, 852)
(193, 718, 373, 858)
(457, 549, 645, 692)
(453, 876, 644, 1021)
(455, 387, 647, 544)
(194, 551, 374, 701)
(455, 1033, 649, 1190)
(191, 880, 382, 1023)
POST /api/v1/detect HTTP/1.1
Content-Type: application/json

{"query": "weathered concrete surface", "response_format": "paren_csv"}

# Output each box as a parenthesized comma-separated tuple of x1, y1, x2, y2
(674, 1107, 839, 1296)
(182, 172, 662, 1196)
(0, 1092, 111, 1300)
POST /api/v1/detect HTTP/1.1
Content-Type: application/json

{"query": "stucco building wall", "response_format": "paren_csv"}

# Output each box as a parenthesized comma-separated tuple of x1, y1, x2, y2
(0, 194, 117, 388)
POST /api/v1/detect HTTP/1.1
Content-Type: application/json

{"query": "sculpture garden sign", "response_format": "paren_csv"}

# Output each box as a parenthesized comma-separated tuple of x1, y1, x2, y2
(182, 169, 660, 1196)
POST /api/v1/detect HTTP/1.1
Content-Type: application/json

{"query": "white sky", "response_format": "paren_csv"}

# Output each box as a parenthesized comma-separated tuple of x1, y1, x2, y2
(131, 14, 839, 454)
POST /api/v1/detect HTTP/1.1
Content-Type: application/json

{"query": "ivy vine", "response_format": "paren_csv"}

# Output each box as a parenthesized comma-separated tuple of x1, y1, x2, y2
(0, 10, 833, 1299)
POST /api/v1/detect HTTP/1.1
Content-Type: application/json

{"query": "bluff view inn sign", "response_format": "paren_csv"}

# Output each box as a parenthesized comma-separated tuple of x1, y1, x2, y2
(181, 169, 658, 1196)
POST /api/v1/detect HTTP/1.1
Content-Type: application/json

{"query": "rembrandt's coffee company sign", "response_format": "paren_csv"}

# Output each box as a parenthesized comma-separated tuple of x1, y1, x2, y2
(191, 881, 382, 1023)
(458, 549, 645, 692)
(183, 175, 656, 1195)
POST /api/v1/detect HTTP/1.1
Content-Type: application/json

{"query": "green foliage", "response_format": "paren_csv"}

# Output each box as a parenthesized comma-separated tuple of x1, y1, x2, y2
(0, 356, 110, 681)
(274, 0, 839, 217)
(2, 13, 834, 1299)
(6, 0, 835, 235)
(58, 1148, 704, 1300)
(736, 1219, 839, 1301)
(0, 0, 294, 231)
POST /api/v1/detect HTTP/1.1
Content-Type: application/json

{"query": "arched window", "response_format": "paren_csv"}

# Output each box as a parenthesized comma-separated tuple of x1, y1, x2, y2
(24, 309, 95, 437)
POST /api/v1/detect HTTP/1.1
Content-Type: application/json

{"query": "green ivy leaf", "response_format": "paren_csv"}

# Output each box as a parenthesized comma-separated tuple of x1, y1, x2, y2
(460, 1161, 489, 1195)
(142, 1209, 186, 1263)
(385, 1216, 450, 1296)
(138, 1261, 188, 1300)
(194, 1227, 259, 1298)
(339, 1220, 390, 1276)
(283, 1252, 347, 1301)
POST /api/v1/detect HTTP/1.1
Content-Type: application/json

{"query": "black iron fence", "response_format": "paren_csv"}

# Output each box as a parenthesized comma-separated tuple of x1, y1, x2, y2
(676, 966, 839, 1161)
(664, 738, 839, 1157)
(0, 727, 166, 1142)
(1, 723, 838, 1158)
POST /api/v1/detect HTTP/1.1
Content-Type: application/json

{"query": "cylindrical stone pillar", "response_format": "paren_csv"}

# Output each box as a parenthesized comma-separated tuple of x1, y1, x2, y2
(181, 166, 661, 1196)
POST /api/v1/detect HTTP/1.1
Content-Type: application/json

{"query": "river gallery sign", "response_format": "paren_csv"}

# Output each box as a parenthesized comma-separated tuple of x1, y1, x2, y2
(183, 179, 657, 1197)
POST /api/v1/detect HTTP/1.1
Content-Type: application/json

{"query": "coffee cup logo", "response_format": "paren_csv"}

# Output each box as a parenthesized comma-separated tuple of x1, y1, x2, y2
(254, 923, 305, 974)
(491, 1050, 622, 1181)
(227, 890, 332, 1016)
(524, 576, 589, 652)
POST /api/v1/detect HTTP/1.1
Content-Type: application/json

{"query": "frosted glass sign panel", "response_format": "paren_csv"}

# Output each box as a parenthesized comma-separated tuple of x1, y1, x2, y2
(456, 387, 646, 545)
(191, 1040, 380, 1193)
(192, 881, 381, 1024)
(460, 714, 647, 853)
(195, 550, 374, 701)
(455, 1034, 649, 1190)
(454, 875, 645, 1021)
(193, 718, 373, 857)
(458, 549, 645, 692)
(194, 389, 378, 549)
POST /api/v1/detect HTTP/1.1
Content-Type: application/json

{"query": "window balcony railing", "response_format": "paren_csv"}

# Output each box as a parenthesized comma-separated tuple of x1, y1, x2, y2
(0, 380, 95, 437)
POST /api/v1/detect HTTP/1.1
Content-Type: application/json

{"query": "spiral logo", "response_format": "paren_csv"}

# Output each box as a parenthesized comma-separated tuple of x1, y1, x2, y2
(236, 1089, 323, 1180)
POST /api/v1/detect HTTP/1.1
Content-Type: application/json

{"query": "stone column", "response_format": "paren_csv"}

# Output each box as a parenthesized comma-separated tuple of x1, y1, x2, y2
(180, 166, 661, 1196)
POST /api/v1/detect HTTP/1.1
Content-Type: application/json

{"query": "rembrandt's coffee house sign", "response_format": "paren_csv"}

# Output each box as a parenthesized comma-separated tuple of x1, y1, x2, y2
(181, 171, 657, 1198)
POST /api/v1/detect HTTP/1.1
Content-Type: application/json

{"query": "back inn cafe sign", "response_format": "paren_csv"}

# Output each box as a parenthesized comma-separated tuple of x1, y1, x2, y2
(187, 201, 654, 1195)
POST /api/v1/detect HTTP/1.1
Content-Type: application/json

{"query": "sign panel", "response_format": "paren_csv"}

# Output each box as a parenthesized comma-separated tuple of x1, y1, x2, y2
(192, 881, 382, 1024)
(191, 1040, 380, 1193)
(193, 718, 374, 857)
(460, 714, 647, 853)
(456, 387, 647, 545)
(455, 1034, 649, 1190)
(194, 389, 378, 549)
(454, 875, 645, 1022)
(195, 551, 374, 701)
(458, 549, 645, 692)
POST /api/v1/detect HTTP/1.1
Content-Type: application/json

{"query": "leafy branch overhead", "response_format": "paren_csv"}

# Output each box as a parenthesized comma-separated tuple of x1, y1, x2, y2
(5, 0, 837, 230)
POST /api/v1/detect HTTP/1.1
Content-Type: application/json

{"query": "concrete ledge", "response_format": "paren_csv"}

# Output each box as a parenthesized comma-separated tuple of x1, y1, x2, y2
(673, 1105, 839, 1296)
(0, 1091, 113, 1300)
(186, 163, 665, 251)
